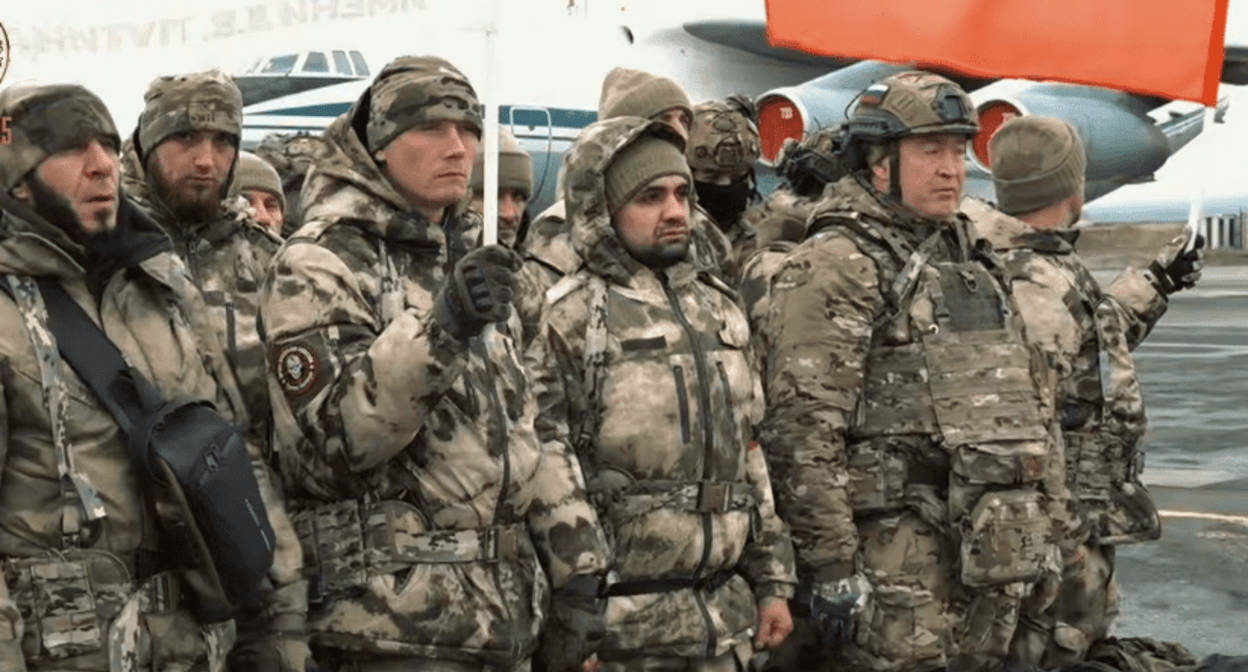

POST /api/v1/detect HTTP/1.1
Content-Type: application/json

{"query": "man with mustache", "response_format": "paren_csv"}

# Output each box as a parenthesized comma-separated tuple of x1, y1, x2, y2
(0, 81, 307, 672)
(759, 71, 1077, 672)
(260, 55, 610, 672)
(123, 69, 283, 459)
(526, 116, 796, 671)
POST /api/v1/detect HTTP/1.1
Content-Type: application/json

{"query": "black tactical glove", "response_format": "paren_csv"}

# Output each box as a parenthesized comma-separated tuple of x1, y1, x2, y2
(431, 245, 523, 342)
(790, 575, 870, 653)
(1146, 233, 1204, 295)
(538, 574, 606, 672)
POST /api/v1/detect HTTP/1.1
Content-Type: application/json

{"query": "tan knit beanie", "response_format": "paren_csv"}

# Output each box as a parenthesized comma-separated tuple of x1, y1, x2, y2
(989, 116, 1086, 216)
(604, 136, 691, 213)
(598, 67, 692, 122)
(234, 151, 286, 212)
(469, 127, 533, 199)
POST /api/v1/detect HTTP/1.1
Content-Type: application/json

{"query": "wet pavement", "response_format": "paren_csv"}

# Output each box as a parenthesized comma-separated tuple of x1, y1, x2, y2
(1107, 266, 1248, 656)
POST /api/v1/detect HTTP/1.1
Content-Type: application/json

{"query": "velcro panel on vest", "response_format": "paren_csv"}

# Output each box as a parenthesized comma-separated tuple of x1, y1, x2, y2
(857, 343, 940, 437)
(294, 499, 528, 596)
(924, 329, 1048, 446)
(4, 550, 133, 662)
(959, 489, 1054, 587)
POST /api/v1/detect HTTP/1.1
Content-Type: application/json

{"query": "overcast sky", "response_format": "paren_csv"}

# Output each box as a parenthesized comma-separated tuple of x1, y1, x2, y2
(3, 0, 1244, 217)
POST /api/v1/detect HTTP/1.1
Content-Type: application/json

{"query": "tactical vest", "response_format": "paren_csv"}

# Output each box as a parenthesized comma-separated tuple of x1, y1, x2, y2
(998, 246, 1159, 546)
(565, 271, 762, 596)
(810, 212, 1059, 587)
(2, 275, 231, 671)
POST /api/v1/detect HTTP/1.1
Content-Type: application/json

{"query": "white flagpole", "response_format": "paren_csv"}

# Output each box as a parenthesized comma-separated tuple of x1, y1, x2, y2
(481, 0, 501, 246)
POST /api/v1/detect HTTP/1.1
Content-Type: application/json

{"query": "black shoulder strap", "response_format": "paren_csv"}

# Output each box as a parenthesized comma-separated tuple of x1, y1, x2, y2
(35, 278, 166, 454)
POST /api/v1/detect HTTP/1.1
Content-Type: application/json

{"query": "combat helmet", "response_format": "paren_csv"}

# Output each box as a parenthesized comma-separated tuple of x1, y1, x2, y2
(686, 95, 761, 182)
(775, 122, 849, 198)
(844, 71, 978, 197)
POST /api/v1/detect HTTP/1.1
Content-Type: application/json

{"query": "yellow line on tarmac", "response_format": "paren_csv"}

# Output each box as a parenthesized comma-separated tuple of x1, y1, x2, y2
(1158, 510, 1248, 527)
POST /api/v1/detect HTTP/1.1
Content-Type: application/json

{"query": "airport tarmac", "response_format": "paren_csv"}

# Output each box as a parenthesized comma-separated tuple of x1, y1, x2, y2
(1105, 265, 1248, 656)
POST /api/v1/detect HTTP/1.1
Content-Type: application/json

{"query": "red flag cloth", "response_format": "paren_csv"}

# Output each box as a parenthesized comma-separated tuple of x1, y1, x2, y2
(765, 0, 1230, 105)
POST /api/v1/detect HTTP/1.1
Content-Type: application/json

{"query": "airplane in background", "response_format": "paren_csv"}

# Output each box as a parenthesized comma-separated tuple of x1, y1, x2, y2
(233, 6, 1246, 216)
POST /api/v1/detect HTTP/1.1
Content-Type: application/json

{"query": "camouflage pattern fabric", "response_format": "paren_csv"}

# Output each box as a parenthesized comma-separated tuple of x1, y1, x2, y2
(136, 69, 242, 161)
(0, 202, 278, 671)
(123, 140, 283, 449)
(516, 199, 735, 349)
(758, 176, 1072, 672)
(253, 133, 340, 237)
(364, 55, 483, 153)
(260, 110, 608, 666)
(962, 197, 1165, 668)
(0, 83, 120, 191)
(741, 187, 818, 250)
(524, 117, 796, 662)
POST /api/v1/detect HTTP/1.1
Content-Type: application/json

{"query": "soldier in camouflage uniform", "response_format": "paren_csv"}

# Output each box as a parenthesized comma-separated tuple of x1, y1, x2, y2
(121, 73, 308, 671)
(259, 55, 611, 672)
(122, 70, 283, 451)
(686, 95, 763, 279)
(0, 82, 307, 672)
(759, 72, 1077, 672)
(515, 68, 733, 348)
(466, 127, 533, 249)
(959, 116, 1202, 668)
(525, 116, 797, 672)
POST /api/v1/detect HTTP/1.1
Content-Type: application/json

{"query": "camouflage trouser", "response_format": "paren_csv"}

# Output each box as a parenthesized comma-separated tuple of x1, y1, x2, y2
(1009, 543, 1119, 669)
(767, 512, 1026, 672)
(320, 653, 532, 672)
(602, 643, 751, 672)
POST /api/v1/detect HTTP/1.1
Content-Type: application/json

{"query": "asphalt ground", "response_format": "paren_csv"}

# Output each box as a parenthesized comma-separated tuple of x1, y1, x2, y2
(1103, 266, 1248, 656)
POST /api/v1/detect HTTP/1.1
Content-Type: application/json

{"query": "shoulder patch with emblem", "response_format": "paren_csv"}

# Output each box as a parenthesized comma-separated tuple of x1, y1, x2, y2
(275, 343, 319, 395)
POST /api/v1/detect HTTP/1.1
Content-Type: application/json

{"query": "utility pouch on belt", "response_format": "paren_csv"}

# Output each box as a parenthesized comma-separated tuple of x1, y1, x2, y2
(3, 550, 132, 663)
(33, 279, 275, 624)
(959, 489, 1052, 586)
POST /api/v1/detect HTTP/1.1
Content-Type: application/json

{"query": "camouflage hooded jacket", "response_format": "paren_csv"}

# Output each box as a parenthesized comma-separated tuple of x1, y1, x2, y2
(516, 193, 736, 349)
(259, 112, 609, 665)
(120, 139, 283, 444)
(965, 197, 1164, 545)
(0, 199, 303, 671)
(759, 176, 1076, 581)
(525, 119, 797, 661)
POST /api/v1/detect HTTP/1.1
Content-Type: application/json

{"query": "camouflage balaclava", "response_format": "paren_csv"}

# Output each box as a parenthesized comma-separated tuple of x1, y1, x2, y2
(989, 116, 1086, 216)
(469, 127, 533, 200)
(137, 69, 242, 163)
(598, 67, 692, 123)
(365, 55, 483, 154)
(0, 82, 120, 192)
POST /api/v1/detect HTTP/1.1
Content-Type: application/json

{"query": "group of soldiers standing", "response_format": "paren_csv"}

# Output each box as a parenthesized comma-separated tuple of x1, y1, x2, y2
(0, 48, 1204, 672)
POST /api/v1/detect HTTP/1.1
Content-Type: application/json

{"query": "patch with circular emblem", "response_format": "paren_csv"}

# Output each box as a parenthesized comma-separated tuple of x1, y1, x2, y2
(276, 343, 319, 396)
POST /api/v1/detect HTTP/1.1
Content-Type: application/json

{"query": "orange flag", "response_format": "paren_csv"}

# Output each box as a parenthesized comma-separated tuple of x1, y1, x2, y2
(765, 0, 1230, 105)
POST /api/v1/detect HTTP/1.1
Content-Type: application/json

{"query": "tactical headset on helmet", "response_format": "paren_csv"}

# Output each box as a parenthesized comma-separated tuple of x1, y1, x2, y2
(776, 123, 849, 198)
(844, 71, 978, 199)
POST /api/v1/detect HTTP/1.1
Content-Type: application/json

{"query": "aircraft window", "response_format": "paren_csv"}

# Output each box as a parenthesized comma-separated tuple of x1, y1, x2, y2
(261, 55, 298, 74)
(350, 51, 370, 76)
(303, 52, 329, 73)
(333, 51, 352, 75)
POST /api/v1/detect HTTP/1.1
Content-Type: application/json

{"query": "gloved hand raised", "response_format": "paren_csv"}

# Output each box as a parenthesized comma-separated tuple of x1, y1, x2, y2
(432, 245, 523, 342)
(1146, 233, 1204, 296)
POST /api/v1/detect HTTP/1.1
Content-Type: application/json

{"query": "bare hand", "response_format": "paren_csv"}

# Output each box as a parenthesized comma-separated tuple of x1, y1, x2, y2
(582, 654, 603, 672)
(754, 597, 795, 649)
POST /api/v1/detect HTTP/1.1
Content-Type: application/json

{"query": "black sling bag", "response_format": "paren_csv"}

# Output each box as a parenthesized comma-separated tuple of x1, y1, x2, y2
(25, 276, 276, 623)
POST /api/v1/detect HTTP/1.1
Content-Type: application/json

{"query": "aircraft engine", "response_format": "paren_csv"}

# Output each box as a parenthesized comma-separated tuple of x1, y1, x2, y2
(755, 61, 910, 164)
(966, 80, 1172, 188)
